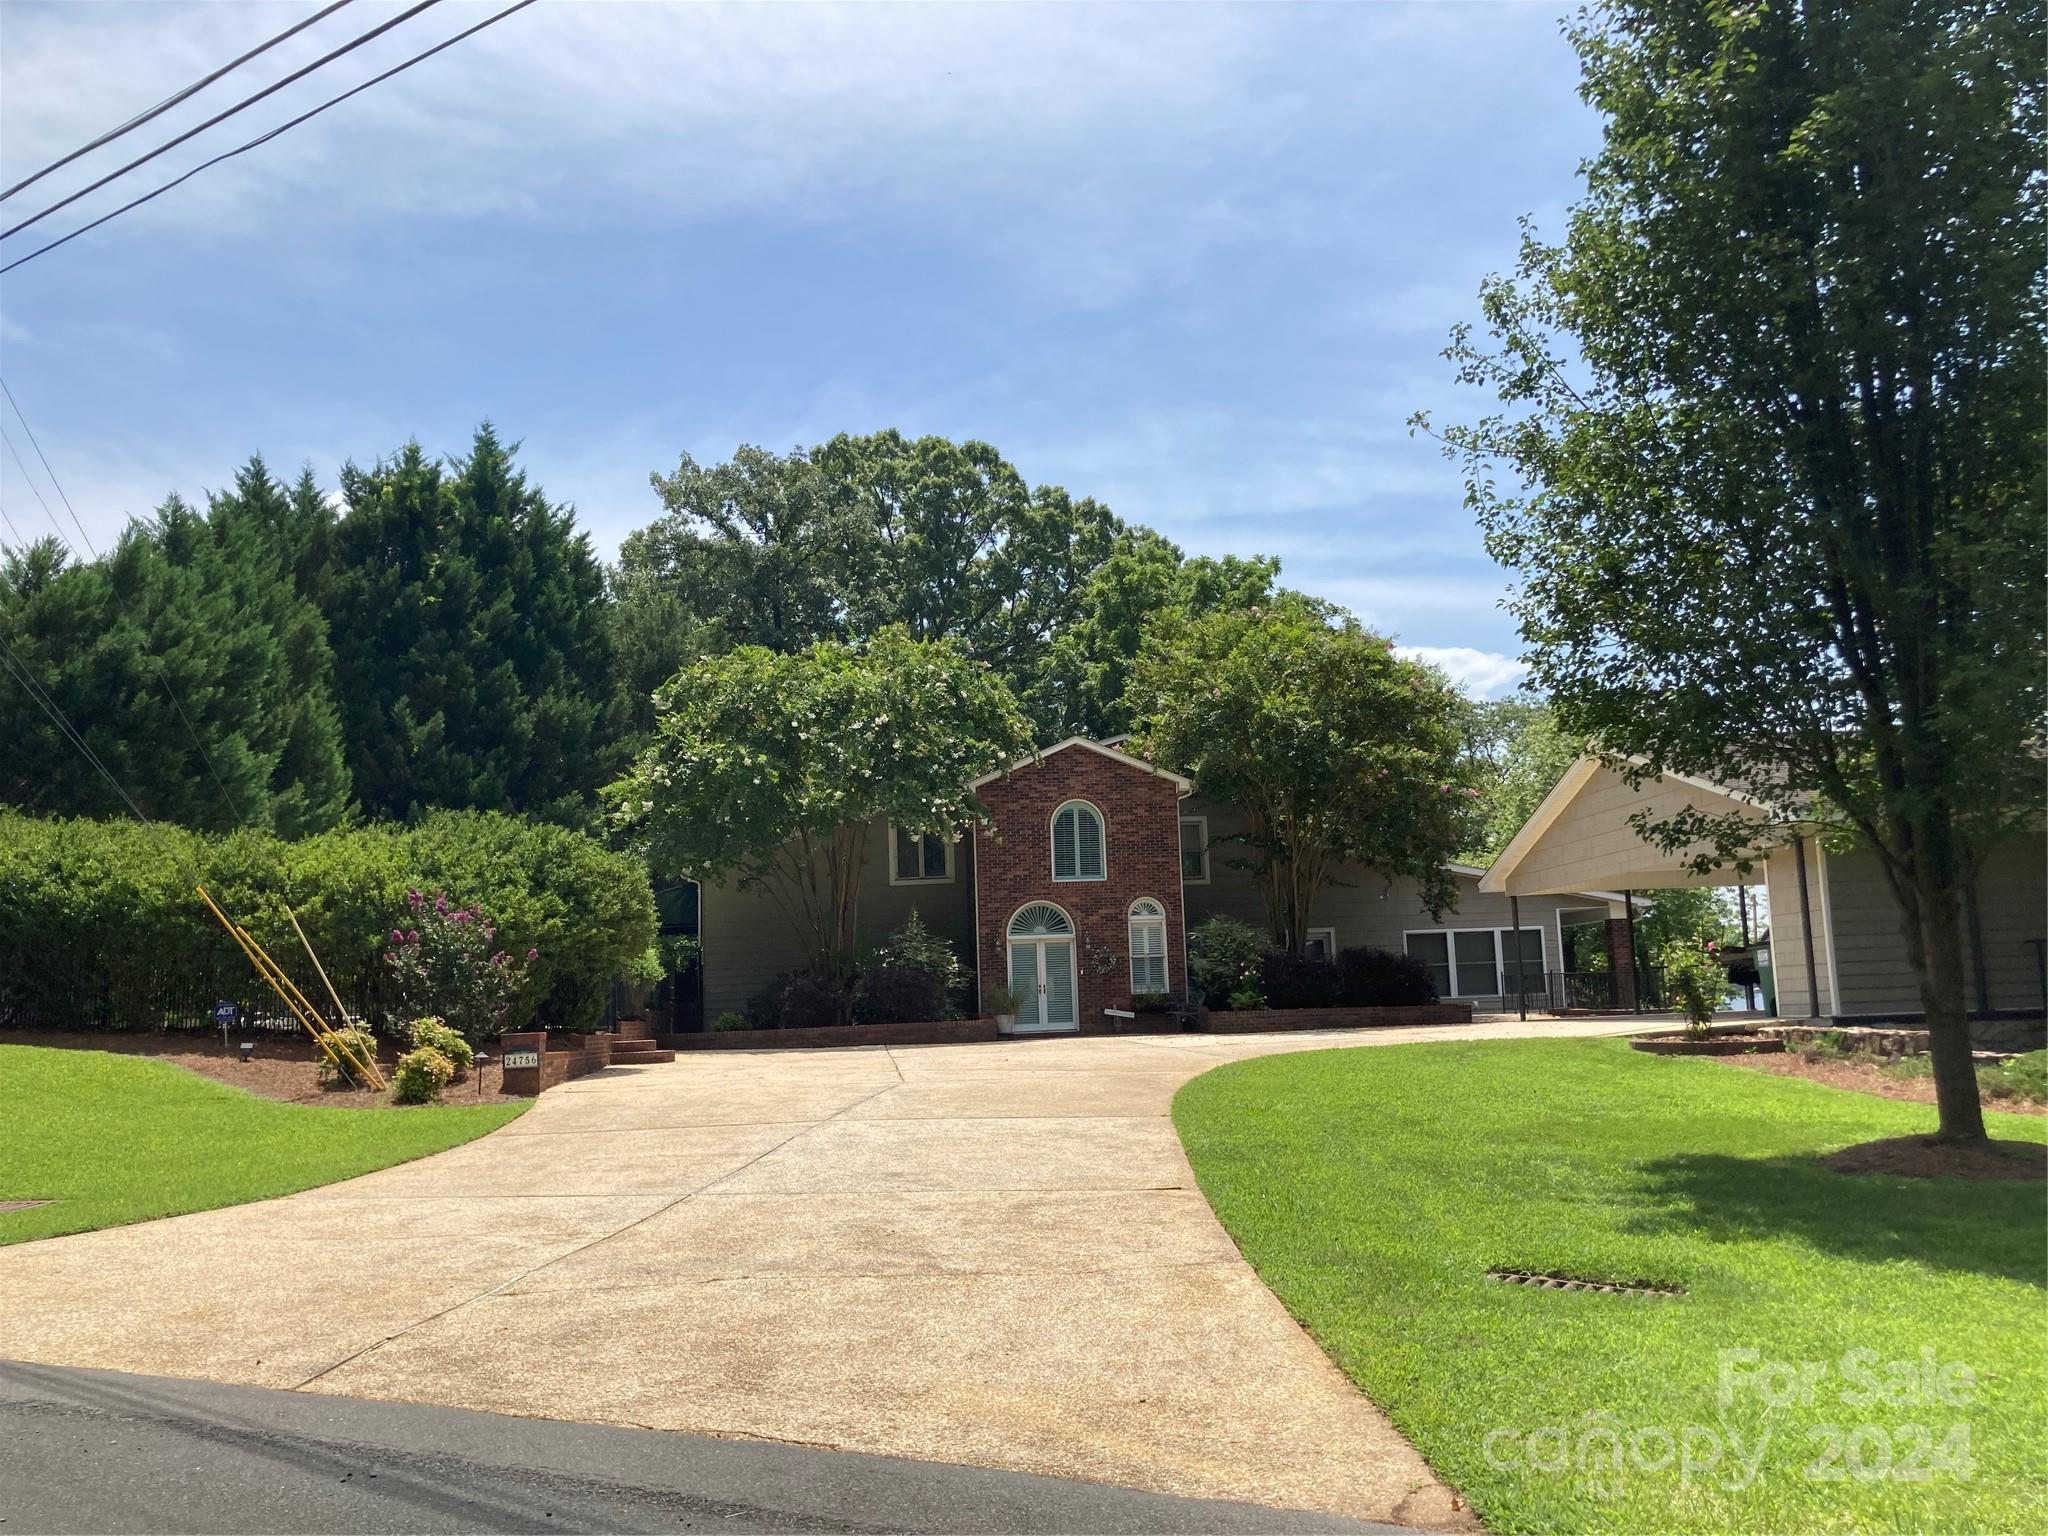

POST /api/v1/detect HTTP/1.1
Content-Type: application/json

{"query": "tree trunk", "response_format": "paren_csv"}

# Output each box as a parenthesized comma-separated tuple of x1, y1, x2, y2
(1907, 830, 1987, 1145)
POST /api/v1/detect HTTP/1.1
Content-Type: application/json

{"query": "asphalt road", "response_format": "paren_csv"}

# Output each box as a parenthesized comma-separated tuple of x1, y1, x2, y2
(0, 1361, 1396, 1534)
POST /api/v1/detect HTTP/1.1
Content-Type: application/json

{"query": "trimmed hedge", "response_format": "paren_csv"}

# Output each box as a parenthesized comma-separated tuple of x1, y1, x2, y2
(0, 810, 655, 1036)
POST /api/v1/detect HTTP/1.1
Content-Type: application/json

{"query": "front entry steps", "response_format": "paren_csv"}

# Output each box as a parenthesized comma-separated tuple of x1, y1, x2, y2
(609, 1017, 675, 1066)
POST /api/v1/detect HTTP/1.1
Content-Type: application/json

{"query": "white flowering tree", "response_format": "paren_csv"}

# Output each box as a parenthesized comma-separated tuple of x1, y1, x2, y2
(611, 626, 1032, 980)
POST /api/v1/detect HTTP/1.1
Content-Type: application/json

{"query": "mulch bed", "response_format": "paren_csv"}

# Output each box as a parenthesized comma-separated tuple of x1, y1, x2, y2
(1820, 1135, 2046, 1182)
(0, 1029, 525, 1108)
(1717, 1051, 2045, 1116)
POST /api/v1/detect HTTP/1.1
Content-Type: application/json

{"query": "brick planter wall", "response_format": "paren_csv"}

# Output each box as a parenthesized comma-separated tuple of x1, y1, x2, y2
(1195, 1003, 1473, 1033)
(672, 1017, 1000, 1051)
(498, 1030, 610, 1095)
(973, 748, 1188, 1031)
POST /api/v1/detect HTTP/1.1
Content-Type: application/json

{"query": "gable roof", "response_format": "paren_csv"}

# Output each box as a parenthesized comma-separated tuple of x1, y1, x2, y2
(969, 735, 1194, 794)
(1478, 754, 1774, 894)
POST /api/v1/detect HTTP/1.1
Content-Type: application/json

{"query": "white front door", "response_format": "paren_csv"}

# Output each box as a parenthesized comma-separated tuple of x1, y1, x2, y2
(1007, 937, 1078, 1033)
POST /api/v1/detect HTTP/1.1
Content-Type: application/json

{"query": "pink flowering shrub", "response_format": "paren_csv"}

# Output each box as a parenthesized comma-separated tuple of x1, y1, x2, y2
(383, 888, 535, 1043)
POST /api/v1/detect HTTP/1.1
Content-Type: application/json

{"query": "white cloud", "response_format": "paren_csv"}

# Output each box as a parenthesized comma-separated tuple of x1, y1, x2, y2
(1394, 645, 1525, 698)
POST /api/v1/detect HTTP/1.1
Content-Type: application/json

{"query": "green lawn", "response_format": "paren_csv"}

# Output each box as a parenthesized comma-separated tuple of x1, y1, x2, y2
(1174, 1038, 2047, 1535)
(0, 1044, 525, 1245)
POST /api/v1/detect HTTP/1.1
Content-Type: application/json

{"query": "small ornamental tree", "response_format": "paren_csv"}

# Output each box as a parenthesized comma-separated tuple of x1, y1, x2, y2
(383, 888, 534, 1043)
(611, 626, 1033, 981)
(1131, 600, 1473, 953)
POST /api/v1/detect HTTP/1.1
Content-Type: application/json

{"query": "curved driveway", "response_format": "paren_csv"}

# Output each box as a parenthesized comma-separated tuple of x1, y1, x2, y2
(0, 1020, 1646, 1528)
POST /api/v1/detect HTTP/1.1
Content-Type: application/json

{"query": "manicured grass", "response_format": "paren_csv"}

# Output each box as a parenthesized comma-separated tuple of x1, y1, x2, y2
(0, 1044, 525, 1245)
(1174, 1038, 2047, 1535)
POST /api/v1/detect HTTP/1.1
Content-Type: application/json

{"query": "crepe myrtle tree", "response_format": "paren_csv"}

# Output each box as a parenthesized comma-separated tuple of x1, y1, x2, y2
(1418, 0, 2043, 1143)
(1130, 598, 1474, 954)
(611, 626, 1033, 983)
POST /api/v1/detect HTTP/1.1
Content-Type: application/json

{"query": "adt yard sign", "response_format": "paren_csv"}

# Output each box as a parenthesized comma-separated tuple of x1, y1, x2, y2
(501, 1049, 540, 1069)
(212, 1000, 237, 1048)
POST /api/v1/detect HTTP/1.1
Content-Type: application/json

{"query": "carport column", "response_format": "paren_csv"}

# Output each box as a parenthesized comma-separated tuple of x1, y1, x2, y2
(1606, 896, 1639, 1012)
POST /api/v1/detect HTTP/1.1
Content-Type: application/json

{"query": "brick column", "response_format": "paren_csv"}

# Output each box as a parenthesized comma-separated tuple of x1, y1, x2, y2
(499, 1030, 545, 1096)
(1605, 918, 1638, 1010)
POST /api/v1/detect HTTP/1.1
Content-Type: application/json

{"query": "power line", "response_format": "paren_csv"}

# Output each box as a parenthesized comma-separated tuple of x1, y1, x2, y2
(0, 1, 359, 204)
(1, 378, 96, 556)
(0, 423, 68, 545)
(2, 0, 540, 276)
(0, 621, 157, 827)
(0, 384, 248, 829)
(1, 0, 444, 243)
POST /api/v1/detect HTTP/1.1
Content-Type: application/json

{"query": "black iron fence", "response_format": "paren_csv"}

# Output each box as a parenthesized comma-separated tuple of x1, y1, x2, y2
(1496, 968, 1671, 1015)
(1, 941, 397, 1037)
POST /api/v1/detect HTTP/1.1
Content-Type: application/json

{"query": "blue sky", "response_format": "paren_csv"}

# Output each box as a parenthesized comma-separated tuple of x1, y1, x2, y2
(0, 1, 1598, 695)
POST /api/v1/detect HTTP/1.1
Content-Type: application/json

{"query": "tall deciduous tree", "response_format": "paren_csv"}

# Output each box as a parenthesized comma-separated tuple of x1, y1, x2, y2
(616, 432, 1129, 738)
(1423, 0, 2042, 1142)
(1130, 600, 1473, 952)
(1458, 694, 1582, 863)
(324, 426, 620, 824)
(1029, 527, 1280, 739)
(610, 627, 1033, 981)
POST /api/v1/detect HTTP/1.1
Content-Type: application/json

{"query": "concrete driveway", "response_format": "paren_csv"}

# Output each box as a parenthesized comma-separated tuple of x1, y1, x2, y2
(0, 1019, 1646, 1528)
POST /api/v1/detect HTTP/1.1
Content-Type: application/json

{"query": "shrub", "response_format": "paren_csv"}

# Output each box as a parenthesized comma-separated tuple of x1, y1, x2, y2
(859, 912, 966, 1012)
(711, 1010, 752, 1032)
(391, 1045, 455, 1105)
(314, 1025, 381, 1088)
(1335, 946, 1438, 1006)
(1188, 915, 1265, 1004)
(0, 810, 654, 1036)
(1982, 1049, 2046, 1105)
(747, 971, 850, 1030)
(1659, 940, 1723, 1038)
(1257, 950, 1342, 1010)
(1227, 982, 1264, 1011)
(407, 1016, 474, 1078)
(384, 892, 532, 1044)
(1129, 991, 1172, 1014)
(854, 963, 947, 1024)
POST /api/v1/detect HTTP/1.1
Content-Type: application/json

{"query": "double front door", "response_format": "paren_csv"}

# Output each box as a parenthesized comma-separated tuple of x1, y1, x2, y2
(1006, 934, 1077, 1032)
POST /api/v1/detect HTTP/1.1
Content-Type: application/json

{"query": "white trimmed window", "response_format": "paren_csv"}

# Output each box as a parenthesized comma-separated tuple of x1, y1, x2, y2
(1179, 816, 1209, 883)
(1305, 928, 1336, 964)
(1128, 898, 1169, 993)
(1403, 927, 1545, 998)
(889, 824, 952, 884)
(1051, 800, 1106, 882)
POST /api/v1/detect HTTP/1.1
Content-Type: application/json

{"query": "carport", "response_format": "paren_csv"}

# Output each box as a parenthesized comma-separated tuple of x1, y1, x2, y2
(1480, 757, 1807, 1016)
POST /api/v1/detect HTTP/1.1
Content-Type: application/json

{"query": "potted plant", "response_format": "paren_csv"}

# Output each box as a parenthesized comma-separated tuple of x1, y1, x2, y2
(983, 981, 1026, 1035)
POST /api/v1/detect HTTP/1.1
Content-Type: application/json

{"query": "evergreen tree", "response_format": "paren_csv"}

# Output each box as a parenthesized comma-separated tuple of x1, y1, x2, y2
(323, 425, 619, 823)
(0, 480, 351, 834)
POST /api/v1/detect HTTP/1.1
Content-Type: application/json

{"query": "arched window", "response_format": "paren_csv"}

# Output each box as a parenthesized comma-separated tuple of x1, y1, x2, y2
(1008, 902, 1074, 938)
(1128, 898, 1168, 994)
(1051, 800, 1106, 881)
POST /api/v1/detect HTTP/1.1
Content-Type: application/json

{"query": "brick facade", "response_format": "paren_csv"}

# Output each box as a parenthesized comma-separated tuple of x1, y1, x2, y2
(972, 745, 1189, 1033)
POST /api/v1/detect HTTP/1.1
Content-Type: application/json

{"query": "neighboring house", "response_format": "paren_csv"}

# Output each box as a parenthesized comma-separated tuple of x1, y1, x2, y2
(1481, 756, 2048, 1031)
(695, 737, 1620, 1031)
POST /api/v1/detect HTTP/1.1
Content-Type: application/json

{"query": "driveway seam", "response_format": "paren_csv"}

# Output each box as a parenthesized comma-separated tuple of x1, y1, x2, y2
(293, 1080, 907, 1391)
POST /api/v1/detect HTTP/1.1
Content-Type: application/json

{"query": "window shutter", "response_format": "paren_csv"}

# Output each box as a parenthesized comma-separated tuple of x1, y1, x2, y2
(1078, 805, 1103, 878)
(1053, 807, 1077, 879)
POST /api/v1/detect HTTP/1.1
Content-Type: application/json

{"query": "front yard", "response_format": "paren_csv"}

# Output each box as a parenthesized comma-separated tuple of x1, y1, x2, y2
(1174, 1037, 2047, 1535)
(0, 1044, 526, 1245)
